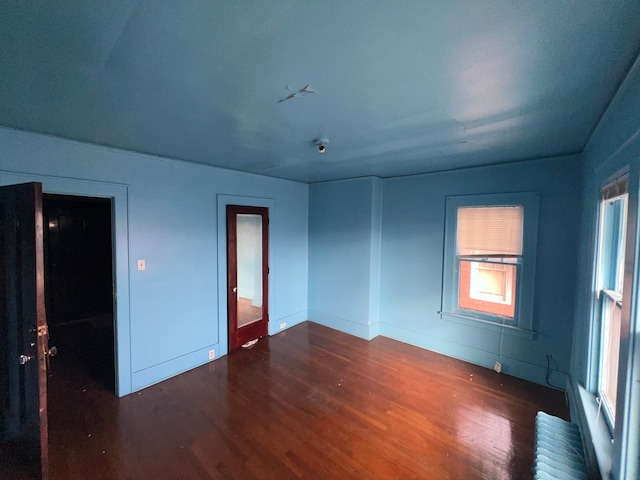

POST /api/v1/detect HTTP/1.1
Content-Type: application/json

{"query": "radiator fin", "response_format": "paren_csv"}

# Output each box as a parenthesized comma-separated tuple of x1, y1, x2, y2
(533, 411, 588, 480)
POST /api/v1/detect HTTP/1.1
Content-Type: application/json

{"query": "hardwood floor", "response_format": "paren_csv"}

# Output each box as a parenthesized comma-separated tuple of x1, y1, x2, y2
(47, 321, 568, 479)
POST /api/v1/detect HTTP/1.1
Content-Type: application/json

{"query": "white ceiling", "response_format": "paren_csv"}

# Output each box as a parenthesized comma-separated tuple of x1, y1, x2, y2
(1, 1, 639, 183)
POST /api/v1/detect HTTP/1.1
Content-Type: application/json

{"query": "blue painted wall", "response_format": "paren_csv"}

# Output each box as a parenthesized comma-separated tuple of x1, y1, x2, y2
(0, 127, 309, 396)
(308, 156, 582, 385)
(570, 55, 640, 480)
(379, 156, 582, 385)
(308, 177, 382, 339)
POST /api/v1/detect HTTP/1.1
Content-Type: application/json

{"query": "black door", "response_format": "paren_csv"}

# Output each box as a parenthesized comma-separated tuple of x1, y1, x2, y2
(0, 182, 50, 479)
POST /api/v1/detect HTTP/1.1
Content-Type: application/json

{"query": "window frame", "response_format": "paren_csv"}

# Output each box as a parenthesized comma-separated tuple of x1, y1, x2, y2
(440, 192, 540, 333)
(592, 186, 628, 430)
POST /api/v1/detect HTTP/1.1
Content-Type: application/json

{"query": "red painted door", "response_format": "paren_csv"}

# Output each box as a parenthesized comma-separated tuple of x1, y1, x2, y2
(227, 205, 269, 351)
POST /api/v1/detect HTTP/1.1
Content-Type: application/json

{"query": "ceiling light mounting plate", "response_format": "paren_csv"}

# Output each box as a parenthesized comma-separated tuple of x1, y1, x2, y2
(315, 137, 329, 154)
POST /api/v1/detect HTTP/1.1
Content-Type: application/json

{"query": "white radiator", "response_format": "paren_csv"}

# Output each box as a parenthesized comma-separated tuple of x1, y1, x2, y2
(533, 411, 589, 479)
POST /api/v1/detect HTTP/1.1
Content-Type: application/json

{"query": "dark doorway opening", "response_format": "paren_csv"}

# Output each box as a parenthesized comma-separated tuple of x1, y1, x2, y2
(43, 194, 115, 393)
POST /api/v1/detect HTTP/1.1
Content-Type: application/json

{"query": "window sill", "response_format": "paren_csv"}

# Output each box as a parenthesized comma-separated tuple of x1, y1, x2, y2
(438, 311, 535, 339)
(570, 382, 613, 480)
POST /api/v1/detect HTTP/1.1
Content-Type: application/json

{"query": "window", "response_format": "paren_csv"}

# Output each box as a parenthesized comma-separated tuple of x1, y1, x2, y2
(594, 176, 628, 427)
(441, 193, 539, 332)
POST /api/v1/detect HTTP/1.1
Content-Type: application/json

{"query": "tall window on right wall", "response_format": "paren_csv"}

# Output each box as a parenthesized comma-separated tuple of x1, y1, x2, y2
(595, 176, 628, 427)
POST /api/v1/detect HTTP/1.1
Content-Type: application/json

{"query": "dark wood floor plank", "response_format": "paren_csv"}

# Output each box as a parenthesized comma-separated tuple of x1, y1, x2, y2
(46, 321, 568, 479)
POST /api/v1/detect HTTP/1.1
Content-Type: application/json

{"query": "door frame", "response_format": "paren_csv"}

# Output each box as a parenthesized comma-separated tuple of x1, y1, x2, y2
(0, 171, 132, 397)
(217, 195, 274, 357)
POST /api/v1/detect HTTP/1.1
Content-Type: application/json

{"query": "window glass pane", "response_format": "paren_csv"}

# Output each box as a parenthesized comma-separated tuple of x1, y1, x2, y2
(599, 199, 626, 291)
(236, 214, 263, 328)
(458, 260, 517, 318)
(457, 206, 523, 257)
(600, 295, 621, 422)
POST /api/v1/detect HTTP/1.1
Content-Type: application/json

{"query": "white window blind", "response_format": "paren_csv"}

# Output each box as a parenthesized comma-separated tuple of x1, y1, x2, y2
(457, 206, 524, 257)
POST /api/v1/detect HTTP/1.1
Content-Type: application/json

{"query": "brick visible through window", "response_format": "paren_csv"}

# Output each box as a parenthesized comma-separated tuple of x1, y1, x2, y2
(458, 260, 516, 317)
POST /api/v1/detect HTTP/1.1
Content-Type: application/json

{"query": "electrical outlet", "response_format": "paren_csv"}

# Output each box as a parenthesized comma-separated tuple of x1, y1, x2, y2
(208, 349, 215, 360)
(493, 362, 502, 373)
(280, 322, 286, 330)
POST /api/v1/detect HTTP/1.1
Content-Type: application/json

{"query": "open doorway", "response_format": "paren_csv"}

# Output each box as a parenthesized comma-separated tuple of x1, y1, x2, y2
(43, 194, 115, 393)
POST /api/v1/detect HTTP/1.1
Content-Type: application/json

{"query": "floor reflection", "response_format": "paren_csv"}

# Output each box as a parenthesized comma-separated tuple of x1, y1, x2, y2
(456, 403, 515, 479)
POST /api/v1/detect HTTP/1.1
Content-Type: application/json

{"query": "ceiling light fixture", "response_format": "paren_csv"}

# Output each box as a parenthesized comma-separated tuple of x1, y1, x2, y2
(315, 137, 329, 154)
(277, 84, 318, 103)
